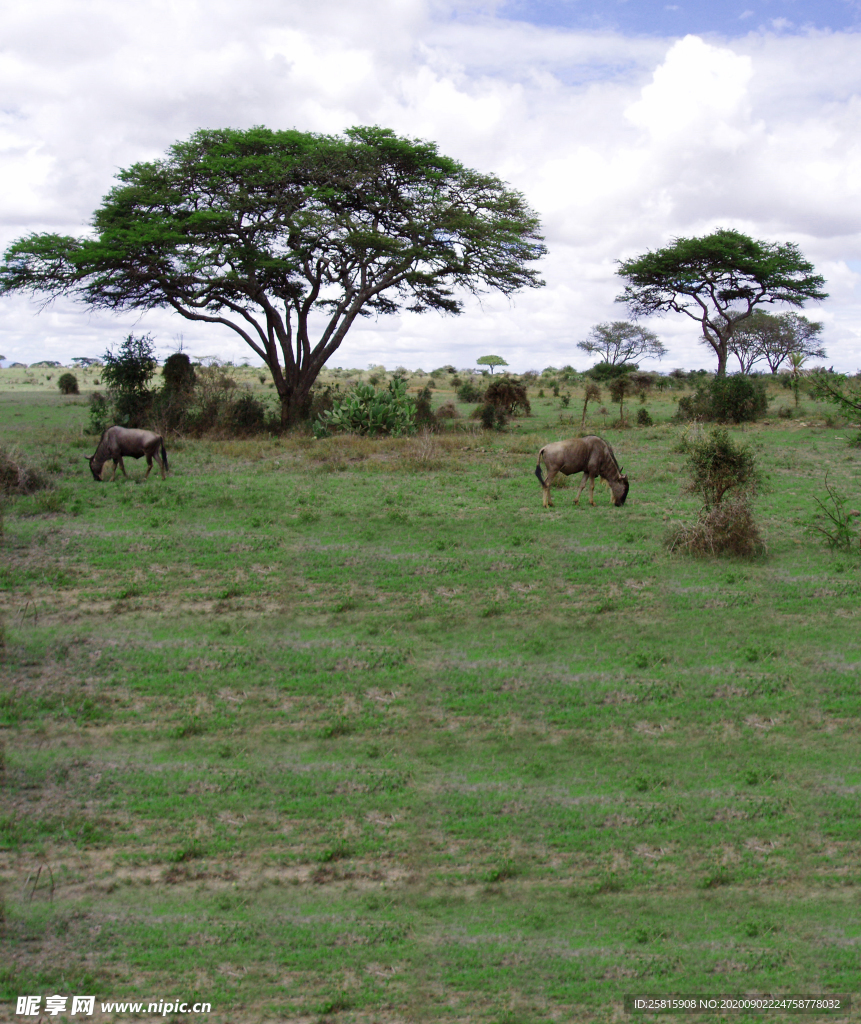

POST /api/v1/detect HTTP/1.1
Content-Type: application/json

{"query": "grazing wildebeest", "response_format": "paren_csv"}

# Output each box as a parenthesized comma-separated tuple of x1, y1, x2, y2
(535, 435, 628, 508)
(86, 426, 169, 482)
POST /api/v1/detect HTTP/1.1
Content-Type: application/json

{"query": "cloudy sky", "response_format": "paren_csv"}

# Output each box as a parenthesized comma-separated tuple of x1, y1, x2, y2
(2, 0, 860, 373)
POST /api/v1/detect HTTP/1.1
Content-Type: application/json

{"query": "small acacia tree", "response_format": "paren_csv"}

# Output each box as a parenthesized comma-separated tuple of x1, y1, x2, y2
(1, 126, 545, 426)
(577, 321, 666, 365)
(616, 229, 827, 377)
(476, 355, 509, 374)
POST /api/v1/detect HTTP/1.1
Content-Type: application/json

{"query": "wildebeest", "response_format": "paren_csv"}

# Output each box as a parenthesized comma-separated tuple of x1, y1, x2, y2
(535, 435, 628, 508)
(86, 426, 169, 482)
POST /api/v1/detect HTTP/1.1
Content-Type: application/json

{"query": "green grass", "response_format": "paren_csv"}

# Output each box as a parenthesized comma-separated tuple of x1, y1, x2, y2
(1, 373, 860, 1022)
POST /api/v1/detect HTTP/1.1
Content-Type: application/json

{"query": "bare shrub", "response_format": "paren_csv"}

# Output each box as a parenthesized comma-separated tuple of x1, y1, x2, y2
(0, 446, 51, 496)
(405, 428, 443, 470)
(667, 495, 765, 558)
(435, 401, 459, 421)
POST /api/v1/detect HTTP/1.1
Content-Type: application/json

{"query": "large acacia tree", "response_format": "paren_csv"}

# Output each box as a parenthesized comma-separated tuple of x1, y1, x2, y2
(0, 126, 546, 424)
(616, 229, 827, 377)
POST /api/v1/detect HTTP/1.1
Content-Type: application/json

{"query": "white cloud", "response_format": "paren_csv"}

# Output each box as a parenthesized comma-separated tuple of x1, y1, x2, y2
(0, 1, 859, 371)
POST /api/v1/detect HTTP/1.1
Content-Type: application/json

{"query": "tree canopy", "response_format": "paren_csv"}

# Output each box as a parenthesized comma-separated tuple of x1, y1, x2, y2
(616, 229, 827, 377)
(576, 320, 666, 366)
(1, 126, 546, 424)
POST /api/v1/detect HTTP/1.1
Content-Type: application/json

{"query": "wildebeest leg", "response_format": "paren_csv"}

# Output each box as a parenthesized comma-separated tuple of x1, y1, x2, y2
(144, 455, 153, 480)
(573, 472, 591, 506)
(542, 468, 558, 507)
(116, 457, 128, 479)
(589, 474, 597, 505)
(150, 452, 166, 480)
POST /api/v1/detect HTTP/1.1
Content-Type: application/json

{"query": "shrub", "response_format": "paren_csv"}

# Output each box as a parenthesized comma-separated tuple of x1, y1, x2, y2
(87, 392, 110, 435)
(809, 474, 861, 551)
(483, 378, 530, 416)
(0, 446, 50, 496)
(162, 352, 196, 396)
(101, 333, 158, 427)
(666, 495, 765, 558)
(227, 393, 267, 434)
(636, 408, 653, 427)
(456, 379, 484, 403)
(674, 427, 761, 508)
(319, 379, 417, 436)
(475, 402, 507, 430)
(435, 401, 459, 421)
(57, 373, 79, 395)
(676, 375, 768, 423)
(587, 361, 638, 382)
(413, 384, 435, 428)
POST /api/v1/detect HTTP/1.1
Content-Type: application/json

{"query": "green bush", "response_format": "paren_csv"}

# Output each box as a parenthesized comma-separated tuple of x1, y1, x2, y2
(587, 361, 638, 382)
(456, 380, 484, 403)
(87, 392, 110, 435)
(674, 427, 761, 508)
(636, 408, 653, 427)
(101, 333, 158, 427)
(483, 378, 530, 416)
(162, 352, 196, 396)
(676, 375, 768, 423)
(476, 402, 507, 430)
(57, 372, 79, 395)
(319, 379, 417, 436)
(227, 393, 267, 433)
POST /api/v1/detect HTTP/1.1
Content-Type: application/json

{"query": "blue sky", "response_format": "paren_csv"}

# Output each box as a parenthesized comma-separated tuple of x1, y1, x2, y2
(497, 0, 861, 36)
(1, 0, 860, 371)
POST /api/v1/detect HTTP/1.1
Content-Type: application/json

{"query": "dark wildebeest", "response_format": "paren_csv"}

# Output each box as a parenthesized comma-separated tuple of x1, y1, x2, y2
(535, 435, 628, 508)
(86, 426, 169, 482)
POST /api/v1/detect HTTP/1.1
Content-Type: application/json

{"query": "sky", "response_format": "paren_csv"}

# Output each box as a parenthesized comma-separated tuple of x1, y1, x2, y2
(1, 0, 860, 373)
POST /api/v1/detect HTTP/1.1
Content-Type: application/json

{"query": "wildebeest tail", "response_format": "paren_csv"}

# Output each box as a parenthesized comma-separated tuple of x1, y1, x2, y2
(161, 441, 169, 473)
(534, 448, 545, 486)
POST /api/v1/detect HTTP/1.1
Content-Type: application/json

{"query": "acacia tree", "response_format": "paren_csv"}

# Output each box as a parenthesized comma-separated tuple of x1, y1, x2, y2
(576, 321, 666, 365)
(476, 354, 508, 374)
(616, 229, 827, 377)
(728, 310, 825, 374)
(0, 126, 545, 425)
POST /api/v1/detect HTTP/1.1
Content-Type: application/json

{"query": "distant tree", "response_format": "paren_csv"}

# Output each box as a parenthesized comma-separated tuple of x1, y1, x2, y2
(1, 126, 545, 426)
(616, 229, 827, 377)
(162, 352, 196, 396)
(57, 372, 79, 395)
(476, 355, 509, 374)
(577, 321, 666, 366)
(580, 382, 601, 429)
(72, 357, 103, 368)
(608, 374, 636, 426)
(729, 310, 825, 374)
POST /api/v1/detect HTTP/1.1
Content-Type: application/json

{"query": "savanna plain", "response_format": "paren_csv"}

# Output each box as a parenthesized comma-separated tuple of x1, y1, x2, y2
(1, 367, 860, 1024)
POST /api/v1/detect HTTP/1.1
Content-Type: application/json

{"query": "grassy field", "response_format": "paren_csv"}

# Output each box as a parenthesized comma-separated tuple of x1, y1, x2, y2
(1, 367, 860, 1024)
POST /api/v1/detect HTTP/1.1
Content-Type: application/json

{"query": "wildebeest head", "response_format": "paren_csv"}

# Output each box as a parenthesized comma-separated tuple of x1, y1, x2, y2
(609, 471, 629, 506)
(85, 454, 104, 481)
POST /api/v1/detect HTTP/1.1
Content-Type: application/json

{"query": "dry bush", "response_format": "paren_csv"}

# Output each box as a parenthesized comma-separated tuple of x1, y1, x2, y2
(0, 446, 51, 496)
(435, 401, 459, 421)
(405, 428, 444, 470)
(666, 495, 765, 558)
